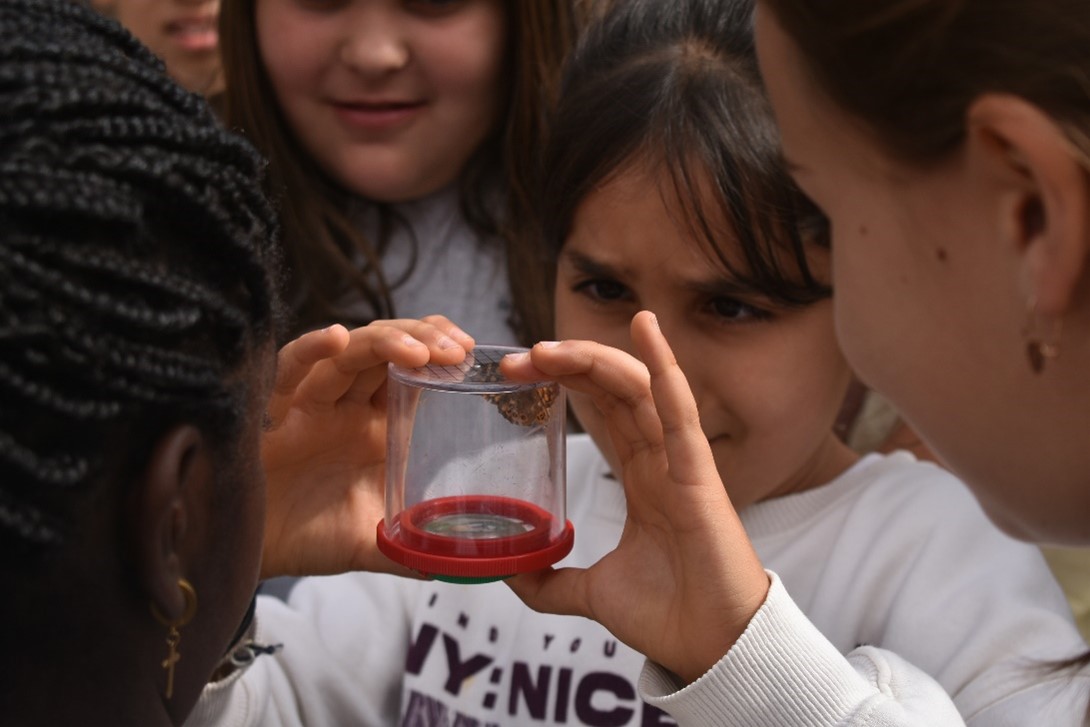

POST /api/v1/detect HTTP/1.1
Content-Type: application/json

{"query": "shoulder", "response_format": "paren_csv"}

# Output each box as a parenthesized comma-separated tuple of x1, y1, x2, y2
(850, 451, 981, 516)
(848, 452, 1050, 567)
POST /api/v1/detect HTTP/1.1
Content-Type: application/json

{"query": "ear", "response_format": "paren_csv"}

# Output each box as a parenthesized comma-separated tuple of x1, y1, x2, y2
(966, 94, 1090, 316)
(131, 425, 209, 621)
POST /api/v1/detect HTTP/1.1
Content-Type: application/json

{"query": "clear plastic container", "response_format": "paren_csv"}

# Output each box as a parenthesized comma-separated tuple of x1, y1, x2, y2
(377, 345, 572, 583)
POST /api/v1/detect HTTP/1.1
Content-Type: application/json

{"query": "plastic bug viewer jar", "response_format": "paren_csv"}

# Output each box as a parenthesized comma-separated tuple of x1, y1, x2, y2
(377, 345, 573, 582)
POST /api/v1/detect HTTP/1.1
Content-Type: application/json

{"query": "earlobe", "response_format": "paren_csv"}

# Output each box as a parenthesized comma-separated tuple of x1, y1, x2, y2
(967, 94, 1090, 316)
(131, 425, 208, 622)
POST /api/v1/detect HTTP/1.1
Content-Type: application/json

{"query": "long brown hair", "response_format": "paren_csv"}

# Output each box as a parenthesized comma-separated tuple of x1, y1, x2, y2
(219, 0, 586, 340)
(760, 0, 1090, 168)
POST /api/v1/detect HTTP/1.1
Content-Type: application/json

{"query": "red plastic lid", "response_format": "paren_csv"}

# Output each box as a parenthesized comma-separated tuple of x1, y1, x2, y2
(377, 495, 574, 579)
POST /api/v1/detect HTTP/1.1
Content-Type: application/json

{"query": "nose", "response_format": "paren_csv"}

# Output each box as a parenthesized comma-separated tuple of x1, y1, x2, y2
(338, 10, 411, 78)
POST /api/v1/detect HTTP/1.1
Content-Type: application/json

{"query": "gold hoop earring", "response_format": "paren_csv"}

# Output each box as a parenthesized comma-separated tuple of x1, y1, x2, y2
(150, 578, 198, 700)
(1022, 297, 1063, 374)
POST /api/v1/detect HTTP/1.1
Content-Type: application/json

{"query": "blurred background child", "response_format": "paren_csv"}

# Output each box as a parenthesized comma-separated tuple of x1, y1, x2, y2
(219, 0, 585, 344)
(89, 0, 223, 96)
(216, 0, 587, 602)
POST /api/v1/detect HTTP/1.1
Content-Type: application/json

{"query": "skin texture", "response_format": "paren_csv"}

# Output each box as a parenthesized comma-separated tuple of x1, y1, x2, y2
(754, 4, 1090, 545)
(109, 0, 224, 95)
(554, 161, 858, 510)
(497, 159, 859, 683)
(255, 0, 508, 202)
(502, 313, 771, 685)
(259, 317, 475, 579)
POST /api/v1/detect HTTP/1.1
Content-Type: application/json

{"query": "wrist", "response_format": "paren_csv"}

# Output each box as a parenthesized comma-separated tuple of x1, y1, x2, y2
(675, 570, 771, 684)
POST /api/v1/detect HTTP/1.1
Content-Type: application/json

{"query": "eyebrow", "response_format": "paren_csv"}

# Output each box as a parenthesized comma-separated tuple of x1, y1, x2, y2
(562, 248, 629, 280)
(561, 248, 769, 299)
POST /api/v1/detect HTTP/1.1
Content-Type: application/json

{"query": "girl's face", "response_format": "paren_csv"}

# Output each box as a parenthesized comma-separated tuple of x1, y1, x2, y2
(555, 162, 857, 510)
(110, 0, 223, 95)
(754, 5, 1090, 543)
(255, 0, 508, 203)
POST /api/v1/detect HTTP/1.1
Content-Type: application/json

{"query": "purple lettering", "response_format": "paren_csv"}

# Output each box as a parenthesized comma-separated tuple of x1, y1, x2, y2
(575, 672, 636, 727)
(442, 634, 494, 696)
(508, 662, 552, 719)
(401, 690, 450, 727)
(406, 624, 439, 676)
(554, 667, 573, 723)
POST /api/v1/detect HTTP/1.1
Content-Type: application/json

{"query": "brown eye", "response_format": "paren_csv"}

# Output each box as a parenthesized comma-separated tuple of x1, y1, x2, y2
(574, 279, 629, 302)
(708, 297, 770, 323)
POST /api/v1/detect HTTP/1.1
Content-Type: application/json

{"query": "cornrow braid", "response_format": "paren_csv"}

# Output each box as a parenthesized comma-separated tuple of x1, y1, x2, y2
(0, 0, 283, 554)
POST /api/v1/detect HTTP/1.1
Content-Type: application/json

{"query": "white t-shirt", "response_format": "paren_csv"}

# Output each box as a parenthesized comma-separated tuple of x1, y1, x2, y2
(188, 437, 1089, 727)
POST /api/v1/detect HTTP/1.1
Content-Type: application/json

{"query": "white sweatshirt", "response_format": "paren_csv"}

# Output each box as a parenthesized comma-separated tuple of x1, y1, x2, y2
(362, 184, 517, 347)
(187, 436, 1090, 726)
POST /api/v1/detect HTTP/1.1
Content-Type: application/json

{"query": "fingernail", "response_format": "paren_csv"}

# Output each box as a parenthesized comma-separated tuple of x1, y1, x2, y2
(648, 313, 660, 329)
(538, 341, 561, 349)
(449, 324, 470, 340)
(438, 336, 459, 350)
(402, 335, 423, 347)
(505, 352, 530, 364)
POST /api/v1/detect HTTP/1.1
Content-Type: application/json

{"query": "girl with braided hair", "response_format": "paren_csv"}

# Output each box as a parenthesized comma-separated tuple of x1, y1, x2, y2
(0, 2, 472, 723)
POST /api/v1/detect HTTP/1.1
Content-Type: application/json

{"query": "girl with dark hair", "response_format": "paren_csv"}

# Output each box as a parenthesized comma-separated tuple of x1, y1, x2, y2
(0, 1, 471, 722)
(218, 0, 584, 345)
(494, 0, 1090, 724)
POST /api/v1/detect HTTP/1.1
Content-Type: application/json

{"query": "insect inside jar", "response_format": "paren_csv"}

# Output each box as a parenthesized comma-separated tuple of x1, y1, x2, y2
(470, 360, 559, 427)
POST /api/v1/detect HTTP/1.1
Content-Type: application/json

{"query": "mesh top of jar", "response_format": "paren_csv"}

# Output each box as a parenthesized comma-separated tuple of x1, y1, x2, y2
(389, 345, 547, 394)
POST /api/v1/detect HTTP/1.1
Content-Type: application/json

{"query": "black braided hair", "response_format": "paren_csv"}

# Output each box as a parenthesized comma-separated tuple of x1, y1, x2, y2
(0, 0, 282, 556)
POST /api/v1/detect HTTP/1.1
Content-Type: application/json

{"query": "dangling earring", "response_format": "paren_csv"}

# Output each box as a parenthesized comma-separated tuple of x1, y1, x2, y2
(1022, 297, 1063, 374)
(150, 578, 198, 700)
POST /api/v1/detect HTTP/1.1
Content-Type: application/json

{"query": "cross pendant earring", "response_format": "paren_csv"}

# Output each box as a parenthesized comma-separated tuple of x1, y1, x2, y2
(150, 578, 198, 701)
(162, 627, 181, 699)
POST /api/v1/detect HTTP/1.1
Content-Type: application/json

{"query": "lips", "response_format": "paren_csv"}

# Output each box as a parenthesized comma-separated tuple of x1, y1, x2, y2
(331, 100, 427, 131)
(336, 100, 427, 114)
(166, 16, 218, 53)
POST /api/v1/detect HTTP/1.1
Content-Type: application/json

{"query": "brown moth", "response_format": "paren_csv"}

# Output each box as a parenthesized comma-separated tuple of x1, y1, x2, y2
(474, 361, 558, 427)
